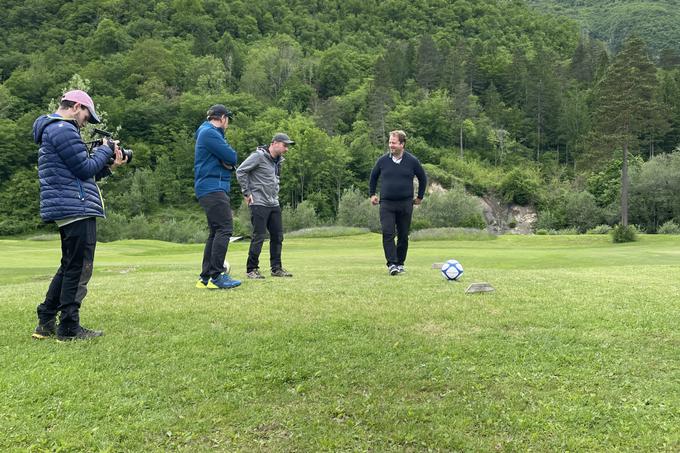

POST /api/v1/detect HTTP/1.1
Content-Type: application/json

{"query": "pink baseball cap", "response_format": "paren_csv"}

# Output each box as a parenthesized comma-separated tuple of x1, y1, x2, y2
(61, 89, 101, 124)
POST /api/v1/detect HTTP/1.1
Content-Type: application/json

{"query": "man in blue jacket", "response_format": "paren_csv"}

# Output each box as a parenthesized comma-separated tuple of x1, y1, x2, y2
(369, 130, 427, 276)
(194, 104, 241, 289)
(32, 89, 127, 341)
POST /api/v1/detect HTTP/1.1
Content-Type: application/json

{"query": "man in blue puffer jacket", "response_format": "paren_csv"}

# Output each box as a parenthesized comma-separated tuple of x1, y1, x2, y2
(32, 90, 127, 341)
(193, 104, 241, 290)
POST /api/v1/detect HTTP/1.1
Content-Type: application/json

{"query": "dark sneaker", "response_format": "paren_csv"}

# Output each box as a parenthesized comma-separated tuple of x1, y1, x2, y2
(246, 269, 265, 279)
(397, 265, 405, 274)
(57, 326, 104, 341)
(207, 273, 242, 289)
(196, 277, 209, 288)
(388, 265, 399, 276)
(271, 268, 293, 277)
(32, 320, 56, 340)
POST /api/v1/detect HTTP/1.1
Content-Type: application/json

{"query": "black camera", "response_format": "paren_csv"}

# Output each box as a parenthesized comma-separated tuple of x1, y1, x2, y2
(89, 128, 133, 164)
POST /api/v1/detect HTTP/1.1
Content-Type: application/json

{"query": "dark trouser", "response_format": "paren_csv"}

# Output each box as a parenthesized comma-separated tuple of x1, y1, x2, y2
(37, 217, 97, 336)
(198, 191, 233, 279)
(247, 205, 283, 272)
(379, 199, 414, 267)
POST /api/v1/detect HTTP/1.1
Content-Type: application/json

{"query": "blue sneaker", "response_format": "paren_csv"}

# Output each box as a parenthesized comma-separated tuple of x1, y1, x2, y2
(207, 273, 241, 289)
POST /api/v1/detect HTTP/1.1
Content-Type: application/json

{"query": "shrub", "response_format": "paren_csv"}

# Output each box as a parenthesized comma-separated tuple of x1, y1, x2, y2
(535, 229, 549, 235)
(421, 163, 455, 188)
(611, 224, 637, 243)
(286, 226, 369, 238)
(658, 220, 680, 234)
(553, 227, 579, 235)
(236, 204, 253, 236)
(98, 211, 207, 243)
(498, 167, 542, 205)
(336, 188, 381, 232)
(586, 224, 612, 235)
(155, 218, 206, 243)
(439, 157, 501, 196)
(535, 210, 564, 231)
(414, 189, 485, 229)
(410, 227, 496, 241)
(564, 191, 604, 233)
(282, 200, 319, 232)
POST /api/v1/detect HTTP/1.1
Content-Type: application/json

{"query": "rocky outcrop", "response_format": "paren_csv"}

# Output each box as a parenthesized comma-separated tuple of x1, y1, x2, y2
(479, 195, 537, 234)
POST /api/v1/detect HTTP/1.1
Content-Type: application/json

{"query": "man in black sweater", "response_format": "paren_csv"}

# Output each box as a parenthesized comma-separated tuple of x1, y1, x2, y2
(369, 130, 427, 275)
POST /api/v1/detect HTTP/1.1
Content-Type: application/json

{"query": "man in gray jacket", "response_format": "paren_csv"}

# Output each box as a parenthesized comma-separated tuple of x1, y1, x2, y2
(236, 133, 295, 279)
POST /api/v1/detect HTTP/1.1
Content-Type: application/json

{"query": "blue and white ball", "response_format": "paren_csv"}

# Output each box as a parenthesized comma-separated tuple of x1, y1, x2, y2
(441, 259, 464, 281)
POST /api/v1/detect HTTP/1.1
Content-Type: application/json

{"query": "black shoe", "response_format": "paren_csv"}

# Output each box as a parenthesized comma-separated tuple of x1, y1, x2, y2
(57, 326, 104, 341)
(32, 320, 56, 339)
(388, 264, 399, 276)
(271, 268, 293, 277)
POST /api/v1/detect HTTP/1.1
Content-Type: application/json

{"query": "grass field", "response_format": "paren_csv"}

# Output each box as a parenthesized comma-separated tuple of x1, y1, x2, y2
(1, 234, 679, 451)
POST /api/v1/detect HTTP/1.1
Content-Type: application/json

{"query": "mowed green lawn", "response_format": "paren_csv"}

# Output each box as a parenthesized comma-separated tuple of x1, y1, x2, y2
(1, 234, 679, 451)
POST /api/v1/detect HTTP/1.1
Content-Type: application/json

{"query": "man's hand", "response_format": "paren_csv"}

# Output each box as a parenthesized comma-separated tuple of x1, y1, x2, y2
(413, 197, 423, 205)
(370, 195, 379, 205)
(244, 194, 254, 205)
(108, 141, 127, 169)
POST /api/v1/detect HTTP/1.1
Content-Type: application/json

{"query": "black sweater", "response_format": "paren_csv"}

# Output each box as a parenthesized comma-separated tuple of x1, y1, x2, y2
(369, 151, 427, 201)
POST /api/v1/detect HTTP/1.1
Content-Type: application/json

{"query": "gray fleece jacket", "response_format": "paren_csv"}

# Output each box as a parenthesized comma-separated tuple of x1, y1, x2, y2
(236, 146, 283, 207)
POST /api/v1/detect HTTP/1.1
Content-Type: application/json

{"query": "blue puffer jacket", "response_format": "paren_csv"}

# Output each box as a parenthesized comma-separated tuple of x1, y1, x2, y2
(194, 121, 238, 199)
(33, 114, 114, 222)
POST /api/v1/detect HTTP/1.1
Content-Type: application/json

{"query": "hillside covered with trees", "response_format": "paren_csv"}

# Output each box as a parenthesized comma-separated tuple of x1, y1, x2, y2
(2, 0, 680, 240)
(528, 0, 680, 59)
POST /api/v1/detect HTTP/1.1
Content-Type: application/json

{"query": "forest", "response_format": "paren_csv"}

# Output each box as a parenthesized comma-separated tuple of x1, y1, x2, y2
(2, 0, 680, 240)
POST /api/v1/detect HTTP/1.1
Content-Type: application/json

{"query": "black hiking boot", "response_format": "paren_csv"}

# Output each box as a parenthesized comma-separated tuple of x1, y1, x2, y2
(57, 326, 104, 342)
(32, 320, 56, 339)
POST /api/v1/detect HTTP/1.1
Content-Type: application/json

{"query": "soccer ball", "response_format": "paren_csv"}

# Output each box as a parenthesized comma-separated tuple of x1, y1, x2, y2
(441, 259, 464, 281)
(223, 260, 231, 274)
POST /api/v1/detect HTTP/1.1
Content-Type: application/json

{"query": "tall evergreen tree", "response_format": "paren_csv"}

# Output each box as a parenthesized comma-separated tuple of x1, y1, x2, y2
(593, 36, 660, 227)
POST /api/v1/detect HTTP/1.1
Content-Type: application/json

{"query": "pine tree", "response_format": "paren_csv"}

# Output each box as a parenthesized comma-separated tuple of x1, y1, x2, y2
(593, 36, 661, 227)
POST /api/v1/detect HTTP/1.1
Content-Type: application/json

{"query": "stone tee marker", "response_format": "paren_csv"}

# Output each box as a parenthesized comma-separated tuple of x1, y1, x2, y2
(465, 282, 495, 294)
(432, 263, 495, 294)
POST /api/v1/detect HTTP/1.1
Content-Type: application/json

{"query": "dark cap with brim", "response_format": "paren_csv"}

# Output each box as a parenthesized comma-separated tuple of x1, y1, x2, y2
(207, 104, 233, 120)
(272, 132, 294, 145)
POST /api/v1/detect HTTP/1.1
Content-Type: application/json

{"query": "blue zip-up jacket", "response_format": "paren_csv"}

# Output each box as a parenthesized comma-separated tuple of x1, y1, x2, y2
(33, 114, 114, 222)
(194, 121, 238, 199)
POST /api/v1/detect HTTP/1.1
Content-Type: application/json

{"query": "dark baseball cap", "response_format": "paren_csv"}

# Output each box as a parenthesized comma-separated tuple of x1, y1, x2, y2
(207, 104, 233, 120)
(272, 133, 294, 145)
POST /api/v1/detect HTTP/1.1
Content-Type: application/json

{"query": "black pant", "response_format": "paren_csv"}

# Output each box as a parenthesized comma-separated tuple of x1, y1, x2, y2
(198, 191, 233, 279)
(247, 205, 283, 272)
(379, 199, 414, 267)
(37, 217, 97, 335)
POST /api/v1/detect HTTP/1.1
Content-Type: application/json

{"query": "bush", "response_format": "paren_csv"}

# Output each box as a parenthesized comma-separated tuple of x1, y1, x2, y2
(535, 210, 564, 231)
(336, 188, 381, 232)
(611, 224, 637, 243)
(410, 227, 496, 241)
(282, 200, 319, 232)
(553, 227, 579, 235)
(421, 163, 456, 188)
(564, 191, 604, 233)
(286, 226, 369, 238)
(155, 217, 206, 243)
(586, 224, 612, 235)
(658, 220, 680, 234)
(413, 189, 485, 229)
(498, 167, 542, 205)
(439, 157, 501, 196)
(98, 210, 208, 243)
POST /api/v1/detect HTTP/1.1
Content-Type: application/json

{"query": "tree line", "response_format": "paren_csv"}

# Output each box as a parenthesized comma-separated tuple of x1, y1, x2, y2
(2, 0, 680, 239)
